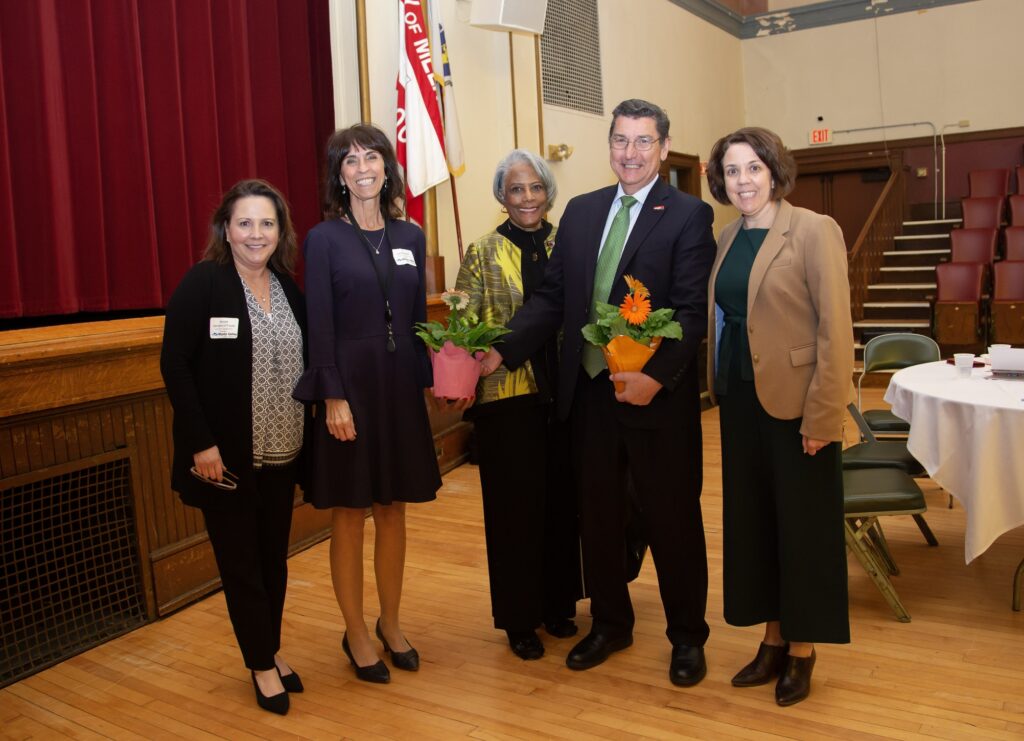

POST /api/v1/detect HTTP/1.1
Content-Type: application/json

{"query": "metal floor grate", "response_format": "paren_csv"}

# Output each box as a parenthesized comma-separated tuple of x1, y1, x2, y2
(1, 455, 147, 687)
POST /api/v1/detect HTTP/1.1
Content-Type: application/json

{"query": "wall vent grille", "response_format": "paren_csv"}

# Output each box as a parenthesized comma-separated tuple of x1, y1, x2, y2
(1, 455, 146, 687)
(541, 0, 604, 116)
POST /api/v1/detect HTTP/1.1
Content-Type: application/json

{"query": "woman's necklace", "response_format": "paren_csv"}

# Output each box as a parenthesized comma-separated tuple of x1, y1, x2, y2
(368, 221, 387, 254)
(240, 271, 271, 312)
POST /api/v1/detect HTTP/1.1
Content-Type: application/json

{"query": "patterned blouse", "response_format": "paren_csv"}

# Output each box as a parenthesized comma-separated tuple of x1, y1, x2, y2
(240, 273, 304, 468)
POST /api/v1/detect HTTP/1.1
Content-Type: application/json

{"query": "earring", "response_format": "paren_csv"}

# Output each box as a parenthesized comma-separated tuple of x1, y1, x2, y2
(339, 176, 347, 195)
(771, 180, 776, 189)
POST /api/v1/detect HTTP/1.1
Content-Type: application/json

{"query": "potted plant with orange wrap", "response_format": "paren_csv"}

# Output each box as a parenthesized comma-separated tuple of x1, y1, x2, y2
(581, 275, 682, 393)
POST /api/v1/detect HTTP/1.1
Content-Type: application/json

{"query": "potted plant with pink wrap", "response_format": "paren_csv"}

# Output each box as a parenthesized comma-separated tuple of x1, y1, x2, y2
(415, 289, 511, 399)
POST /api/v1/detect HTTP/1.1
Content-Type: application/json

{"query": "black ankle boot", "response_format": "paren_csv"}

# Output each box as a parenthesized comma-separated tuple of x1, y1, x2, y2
(775, 649, 816, 706)
(731, 642, 788, 687)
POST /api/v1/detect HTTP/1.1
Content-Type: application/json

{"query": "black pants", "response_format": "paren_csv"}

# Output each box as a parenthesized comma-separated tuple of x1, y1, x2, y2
(201, 464, 297, 670)
(569, 371, 709, 647)
(474, 403, 581, 631)
(718, 377, 850, 644)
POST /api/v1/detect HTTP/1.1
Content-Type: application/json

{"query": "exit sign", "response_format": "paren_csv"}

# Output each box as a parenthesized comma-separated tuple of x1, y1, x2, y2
(809, 128, 833, 145)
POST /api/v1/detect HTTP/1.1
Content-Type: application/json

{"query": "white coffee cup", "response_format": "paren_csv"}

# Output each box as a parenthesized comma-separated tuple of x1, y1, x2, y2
(954, 353, 975, 378)
(989, 344, 1010, 355)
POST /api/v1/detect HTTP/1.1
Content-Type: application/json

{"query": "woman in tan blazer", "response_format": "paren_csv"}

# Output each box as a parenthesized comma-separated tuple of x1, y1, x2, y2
(705, 127, 854, 707)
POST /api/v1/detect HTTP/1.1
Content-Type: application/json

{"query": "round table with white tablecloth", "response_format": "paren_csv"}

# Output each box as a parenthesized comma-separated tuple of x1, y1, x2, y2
(884, 360, 1024, 565)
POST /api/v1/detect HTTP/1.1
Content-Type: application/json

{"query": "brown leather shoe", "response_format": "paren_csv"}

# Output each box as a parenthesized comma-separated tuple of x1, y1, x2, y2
(731, 641, 788, 687)
(775, 649, 816, 706)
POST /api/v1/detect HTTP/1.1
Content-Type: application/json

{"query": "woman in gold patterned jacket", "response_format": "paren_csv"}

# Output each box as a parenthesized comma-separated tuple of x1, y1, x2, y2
(455, 149, 581, 661)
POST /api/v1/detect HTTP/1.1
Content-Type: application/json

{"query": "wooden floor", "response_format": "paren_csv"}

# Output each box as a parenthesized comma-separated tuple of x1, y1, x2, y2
(3, 391, 1024, 740)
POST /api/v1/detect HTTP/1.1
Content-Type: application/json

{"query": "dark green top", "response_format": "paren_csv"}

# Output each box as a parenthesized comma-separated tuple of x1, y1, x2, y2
(714, 227, 769, 395)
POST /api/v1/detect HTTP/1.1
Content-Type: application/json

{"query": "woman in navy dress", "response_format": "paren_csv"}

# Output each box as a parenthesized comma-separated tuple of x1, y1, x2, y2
(293, 124, 441, 683)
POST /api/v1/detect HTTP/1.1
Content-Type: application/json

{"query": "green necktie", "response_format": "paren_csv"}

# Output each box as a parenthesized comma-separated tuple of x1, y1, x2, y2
(582, 194, 637, 377)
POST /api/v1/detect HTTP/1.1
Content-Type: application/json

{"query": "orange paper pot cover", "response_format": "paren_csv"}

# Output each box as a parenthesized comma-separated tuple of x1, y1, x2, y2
(601, 335, 662, 393)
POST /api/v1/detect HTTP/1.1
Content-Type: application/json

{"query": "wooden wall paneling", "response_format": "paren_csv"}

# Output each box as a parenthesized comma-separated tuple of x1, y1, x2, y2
(0, 427, 15, 477)
(125, 445, 158, 621)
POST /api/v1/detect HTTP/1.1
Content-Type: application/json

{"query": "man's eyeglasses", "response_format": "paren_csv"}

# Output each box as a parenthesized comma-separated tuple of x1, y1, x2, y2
(190, 466, 240, 491)
(609, 135, 661, 151)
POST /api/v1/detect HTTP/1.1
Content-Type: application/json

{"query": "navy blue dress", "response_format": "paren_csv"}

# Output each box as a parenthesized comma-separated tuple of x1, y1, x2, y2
(293, 218, 441, 508)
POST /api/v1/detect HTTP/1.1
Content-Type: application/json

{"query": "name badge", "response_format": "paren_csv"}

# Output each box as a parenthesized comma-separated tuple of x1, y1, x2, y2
(393, 248, 416, 267)
(209, 317, 239, 339)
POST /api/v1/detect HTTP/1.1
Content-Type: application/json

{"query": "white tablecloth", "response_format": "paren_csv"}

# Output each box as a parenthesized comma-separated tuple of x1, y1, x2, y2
(884, 361, 1024, 563)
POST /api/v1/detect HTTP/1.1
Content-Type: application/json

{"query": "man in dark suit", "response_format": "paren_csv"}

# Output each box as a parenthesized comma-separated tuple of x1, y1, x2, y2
(481, 99, 716, 685)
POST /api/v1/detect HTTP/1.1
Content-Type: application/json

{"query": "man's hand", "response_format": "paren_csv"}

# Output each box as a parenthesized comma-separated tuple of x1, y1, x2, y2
(325, 398, 356, 441)
(611, 372, 662, 406)
(480, 348, 503, 376)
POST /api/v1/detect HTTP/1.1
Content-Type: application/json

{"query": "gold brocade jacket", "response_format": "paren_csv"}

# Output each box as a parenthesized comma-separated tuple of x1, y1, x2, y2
(455, 225, 557, 406)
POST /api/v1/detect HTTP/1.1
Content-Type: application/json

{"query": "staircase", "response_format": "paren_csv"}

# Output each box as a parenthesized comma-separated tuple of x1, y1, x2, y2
(853, 216, 961, 372)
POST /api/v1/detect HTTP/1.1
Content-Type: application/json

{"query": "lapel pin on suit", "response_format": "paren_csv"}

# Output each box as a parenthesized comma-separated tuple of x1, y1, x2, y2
(653, 205, 665, 211)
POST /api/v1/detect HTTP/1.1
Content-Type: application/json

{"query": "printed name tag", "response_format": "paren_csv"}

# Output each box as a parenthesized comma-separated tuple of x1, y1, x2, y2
(393, 248, 416, 266)
(209, 317, 239, 339)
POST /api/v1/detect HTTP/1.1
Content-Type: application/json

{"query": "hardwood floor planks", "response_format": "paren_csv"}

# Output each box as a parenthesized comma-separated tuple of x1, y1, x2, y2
(2, 390, 1023, 739)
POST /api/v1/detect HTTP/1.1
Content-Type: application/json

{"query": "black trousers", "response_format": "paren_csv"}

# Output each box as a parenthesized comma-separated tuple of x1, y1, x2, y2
(569, 371, 709, 647)
(201, 464, 296, 670)
(474, 402, 581, 631)
(718, 377, 850, 644)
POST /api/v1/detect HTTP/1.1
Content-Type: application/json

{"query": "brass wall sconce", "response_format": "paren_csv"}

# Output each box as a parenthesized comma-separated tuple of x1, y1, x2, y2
(547, 143, 573, 161)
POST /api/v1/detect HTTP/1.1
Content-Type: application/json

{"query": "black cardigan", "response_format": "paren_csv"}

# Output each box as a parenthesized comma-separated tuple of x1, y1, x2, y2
(160, 260, 308, 510)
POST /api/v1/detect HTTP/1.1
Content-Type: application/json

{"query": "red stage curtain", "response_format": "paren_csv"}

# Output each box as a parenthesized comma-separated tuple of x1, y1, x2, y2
(0, 0, 334, 319)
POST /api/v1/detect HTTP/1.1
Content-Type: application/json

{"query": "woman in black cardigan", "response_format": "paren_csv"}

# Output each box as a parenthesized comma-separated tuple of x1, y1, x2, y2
(160, 179, 308, 716)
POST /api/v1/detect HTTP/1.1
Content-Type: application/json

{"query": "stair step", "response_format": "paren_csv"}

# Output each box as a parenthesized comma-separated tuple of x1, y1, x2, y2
(883, 249, 950, 256)
(868, 283, 936, 289)
(902, 219, 962, 226)
(863, 302, 931, 308)
(894, 234, 950, 241)
(854, 320, 931, 328)
(880, 266, 937, 272)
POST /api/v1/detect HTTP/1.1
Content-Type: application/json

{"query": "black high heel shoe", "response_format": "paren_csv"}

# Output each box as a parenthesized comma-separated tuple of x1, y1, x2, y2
(342, 633, 391, 683)
(276, 665, 304, 693)
(375, 618, 420, 671)
(251, 671, 289, 715)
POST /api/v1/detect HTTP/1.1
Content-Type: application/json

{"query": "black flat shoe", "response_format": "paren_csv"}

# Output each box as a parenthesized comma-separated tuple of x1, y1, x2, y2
(506, 630, 544, 660)
(375, 618, 420, 671)
(251, 671, 289, 715)
(732, 642, 788, 687)
(566, 631, 633, 671)
(543, 618, 578, 639)
(669, 644, 707, 687)
(776, 649, 816, 706)
(342, 633, 391, 684)
(277, 666, 304, 693)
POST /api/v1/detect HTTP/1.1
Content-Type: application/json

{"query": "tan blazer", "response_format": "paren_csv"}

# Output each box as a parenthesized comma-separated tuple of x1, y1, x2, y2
(706, 200, 854, 441)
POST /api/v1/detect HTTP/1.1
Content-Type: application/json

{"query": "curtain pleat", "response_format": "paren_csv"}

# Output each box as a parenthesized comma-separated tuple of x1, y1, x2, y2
(0, 0, 333, 319)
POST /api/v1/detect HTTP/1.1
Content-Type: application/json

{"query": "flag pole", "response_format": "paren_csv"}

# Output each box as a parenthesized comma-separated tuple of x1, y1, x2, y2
(449, 174, 465, 263)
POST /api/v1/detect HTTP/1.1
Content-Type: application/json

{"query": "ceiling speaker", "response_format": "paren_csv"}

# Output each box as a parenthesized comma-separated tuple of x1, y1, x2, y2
(470, 0, 548, 35)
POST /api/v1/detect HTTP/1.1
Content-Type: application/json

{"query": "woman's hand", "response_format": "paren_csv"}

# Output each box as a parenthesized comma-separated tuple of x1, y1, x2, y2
(430, 393, 475, 413)
(326, 398, 356, 441)
(802, 436, 829, 456)
(193, 445, 225, 481)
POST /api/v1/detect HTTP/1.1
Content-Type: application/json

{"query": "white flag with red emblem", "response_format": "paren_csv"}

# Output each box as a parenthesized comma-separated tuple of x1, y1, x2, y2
(396, 0, 448, 224)
(428, 0, 465, 177)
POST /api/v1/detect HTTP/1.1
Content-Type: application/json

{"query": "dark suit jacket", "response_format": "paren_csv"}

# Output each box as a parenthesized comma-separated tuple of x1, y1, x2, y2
(501, 178, 716, 426)
(160, 260, 308, 510)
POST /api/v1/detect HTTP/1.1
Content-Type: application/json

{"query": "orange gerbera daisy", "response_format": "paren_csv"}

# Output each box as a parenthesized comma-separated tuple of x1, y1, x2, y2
(623, 274, 650, 300)
(620, 292, 651, 325)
